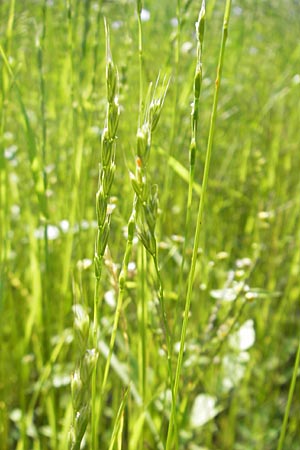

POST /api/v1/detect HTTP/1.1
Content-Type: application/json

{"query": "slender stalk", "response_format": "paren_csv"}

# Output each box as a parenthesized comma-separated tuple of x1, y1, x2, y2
(6, 0, 15, 53)
(61, 0, 84, 312)
(90, 20, 120, 450)
(160, 0, 181, 229)
(91, 4, 102, 95)
(166, 2, 232, 448)
(137, 0, 144, 124)
(0, 0, 15, 304)
(0, 46, 46, 216)
(176, 0, 205, 344)
(37, 0, 48, 218)
(153, 255, 178, 443)
(37, 0, 49, 357)
(99, 206, 136, 409)
(138, 244, 147, 443)
(96, 0, 146, 426)
(108, 388, 129, 450)
(277, 341, 300, 450)
(98, 76, 170, 436)
(91, 275, 101, 450)
(136, 3, 147, 446)
(140, 247, 147, 404)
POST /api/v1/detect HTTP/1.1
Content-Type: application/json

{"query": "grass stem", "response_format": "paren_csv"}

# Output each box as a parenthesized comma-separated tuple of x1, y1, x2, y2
(277, 341, 300, 450)
(166, 2, 232, 448)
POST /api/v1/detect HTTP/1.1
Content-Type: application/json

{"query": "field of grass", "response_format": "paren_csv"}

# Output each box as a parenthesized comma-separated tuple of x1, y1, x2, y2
(1, 0, 300, 449)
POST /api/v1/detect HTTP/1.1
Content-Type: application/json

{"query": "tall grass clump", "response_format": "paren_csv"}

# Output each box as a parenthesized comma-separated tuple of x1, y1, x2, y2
(1, 0, 300, 449)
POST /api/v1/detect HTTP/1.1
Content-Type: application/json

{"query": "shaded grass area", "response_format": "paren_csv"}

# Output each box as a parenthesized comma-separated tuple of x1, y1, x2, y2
(0, 0, 300, 449)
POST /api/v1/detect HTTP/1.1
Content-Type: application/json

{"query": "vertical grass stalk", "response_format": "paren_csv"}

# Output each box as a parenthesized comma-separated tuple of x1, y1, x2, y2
(91, 4, 102, 95)
(69, 306, 98, 450)
(98, 201, 136, 419)
(160, 0, 181, 229)
(138, 243, 147, 444)
(166, 1, 232, 448)
(136, 2, 147, 444)
(37, 0, 50, 353)
(0, 0, 15, 315)
(276, 341, 300, 450)
(136, 0, 144, 123)
(176, 0, 205, 339)
(98, 76, 170, 436)
(132, 78, 178, 442)
(91, 20, 120, 450)
(61, 0, 84, 308)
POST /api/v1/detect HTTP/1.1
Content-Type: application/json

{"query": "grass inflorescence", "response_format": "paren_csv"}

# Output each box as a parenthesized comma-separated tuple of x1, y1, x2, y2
(1, 1, 300, 449)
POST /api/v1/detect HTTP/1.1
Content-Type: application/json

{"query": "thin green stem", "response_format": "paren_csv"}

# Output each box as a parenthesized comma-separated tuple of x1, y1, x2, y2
(90, 20, 119, 449)
(37, 0, 49, 357)
(159, 0, 181, 232)
(152, 255, 178, 446)
(98, 208, 136, 410)
(140, 247, 147, 404)
(137, 245, 147, 450)
(0, 0, 15, 294)
(108, 388, 129, 450)
(277, 341, 300, 450)
(62, 0, 84, 310)
(137, 0, 145, 417)
(176, 0, 205, 339)
(166, 2, 232, 448)
(137, 2, 144, 124)
(91, 4, 102, 95)
(91, 275, 101, 450)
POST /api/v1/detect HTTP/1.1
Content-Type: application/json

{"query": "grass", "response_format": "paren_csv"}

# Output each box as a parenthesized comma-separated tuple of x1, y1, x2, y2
(1, 0, 300, 449)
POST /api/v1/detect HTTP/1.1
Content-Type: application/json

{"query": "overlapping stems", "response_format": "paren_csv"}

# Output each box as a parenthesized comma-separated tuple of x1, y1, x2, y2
(166, 1, 232, 449)
(69, 22, 120, 450)
(98, 75, 172, 429)
(172, 3, 206, 445)
(131, 78, 175, 402)
(91, 20, 120, 450)
(69, 307, 98, 450)
(93, 21, 119, 344)
(177, 0, 205, 335)
(131, 76, 179, 444)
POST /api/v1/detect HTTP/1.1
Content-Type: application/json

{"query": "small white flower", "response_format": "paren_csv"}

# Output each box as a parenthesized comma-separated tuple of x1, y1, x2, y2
(190, 394, 220, 428)
(141, 8, 150, 22)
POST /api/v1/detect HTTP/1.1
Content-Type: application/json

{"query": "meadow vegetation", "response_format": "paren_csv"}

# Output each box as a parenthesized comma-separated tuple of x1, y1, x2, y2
(0, 0, 300, 449)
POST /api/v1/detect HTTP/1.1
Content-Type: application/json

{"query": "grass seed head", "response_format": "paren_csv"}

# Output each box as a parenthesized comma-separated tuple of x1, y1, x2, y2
(101, 136, 113, 168)
(96, 188, 107, 226)
(130, 171, 142, 198)
(74, 406, 89, 446)
(108, 101, 120, 138)
(148, 75, 170, 132)
(137, 226, 156, 256)
(105, 19, 118, 103)
(196, 0, 206, 45)
(80, 349, 98, 385)
(102, 163, 116, 195)
(107, 59, 118, 103)
(71, 369, 83, 411)
(97, 217, 111, 256)
(136, 125, 150, 163)
(194, 66, 202, 100)
(73, 305, 90, 353)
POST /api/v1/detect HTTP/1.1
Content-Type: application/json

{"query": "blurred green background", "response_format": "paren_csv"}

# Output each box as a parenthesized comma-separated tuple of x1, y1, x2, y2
(0, 0, 300, 449)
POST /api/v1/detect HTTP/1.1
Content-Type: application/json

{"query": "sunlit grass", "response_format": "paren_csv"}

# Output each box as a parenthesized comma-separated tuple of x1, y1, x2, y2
(0, 0, 300, 449)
